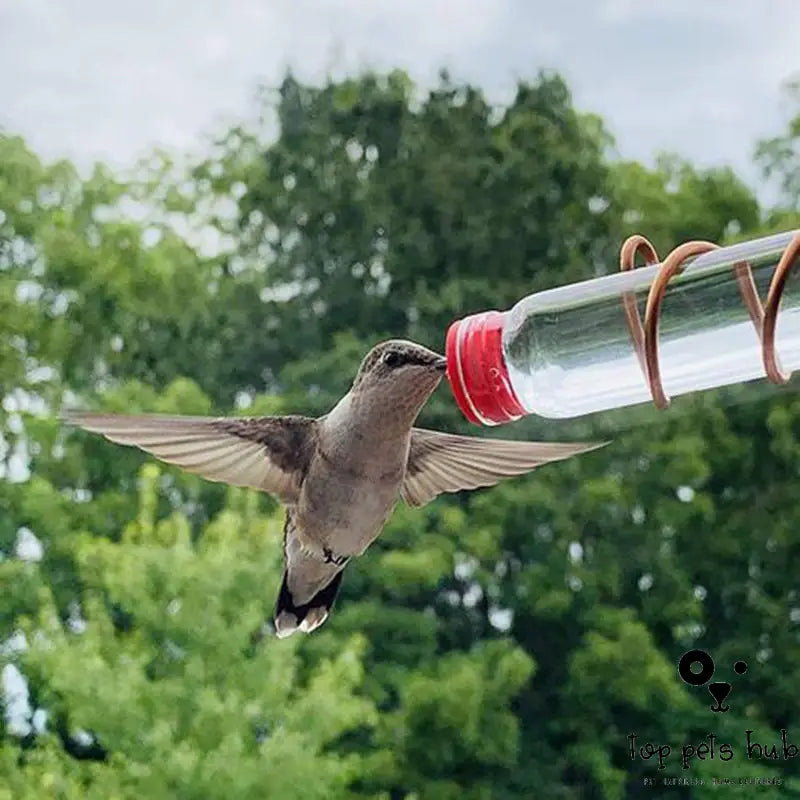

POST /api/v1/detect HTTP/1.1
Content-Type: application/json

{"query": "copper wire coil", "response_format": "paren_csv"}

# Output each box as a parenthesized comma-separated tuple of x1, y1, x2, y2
(619, 231, 800, 409)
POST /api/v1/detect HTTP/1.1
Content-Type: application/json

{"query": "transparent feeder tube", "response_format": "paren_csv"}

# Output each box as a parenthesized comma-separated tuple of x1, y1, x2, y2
(445, 230, 800, 424)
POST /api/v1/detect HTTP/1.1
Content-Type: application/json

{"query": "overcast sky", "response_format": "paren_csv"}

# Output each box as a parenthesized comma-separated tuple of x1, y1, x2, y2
(1, 1, 799, 199)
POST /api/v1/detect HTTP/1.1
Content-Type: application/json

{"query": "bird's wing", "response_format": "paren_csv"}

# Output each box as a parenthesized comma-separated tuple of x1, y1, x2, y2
(401, 428, 608, 507)
(62, 411, 317, 504)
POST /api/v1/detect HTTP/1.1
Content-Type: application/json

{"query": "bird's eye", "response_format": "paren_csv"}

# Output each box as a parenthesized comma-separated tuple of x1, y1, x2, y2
(383, 351, 403, 368)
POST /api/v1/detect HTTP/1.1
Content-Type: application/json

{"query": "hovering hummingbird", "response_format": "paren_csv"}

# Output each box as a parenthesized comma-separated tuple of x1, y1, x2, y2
(63, 340, 605, 638)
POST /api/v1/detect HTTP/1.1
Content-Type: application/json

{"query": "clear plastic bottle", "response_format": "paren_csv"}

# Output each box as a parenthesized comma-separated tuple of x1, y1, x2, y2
(445, 230, 800, 424)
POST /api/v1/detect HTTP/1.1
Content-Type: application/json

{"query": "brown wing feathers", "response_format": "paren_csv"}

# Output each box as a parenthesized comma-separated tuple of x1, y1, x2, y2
(402, 428, 607, 507)
(62, 411, 315, 503)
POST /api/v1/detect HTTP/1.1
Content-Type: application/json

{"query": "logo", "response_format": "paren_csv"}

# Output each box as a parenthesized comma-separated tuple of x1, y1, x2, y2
(677, 648, 748, 713)
(628, 647, 794, 782)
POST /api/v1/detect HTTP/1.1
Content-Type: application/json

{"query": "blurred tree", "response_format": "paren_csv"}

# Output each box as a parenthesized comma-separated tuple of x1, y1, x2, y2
(609, 154, 760, 254)
(189, 70, 616, 421)
(2, 69, 800, 800)
(756, 77, 800, 209)
(2, 466, 378, 800)
(756, 75, 800, 237)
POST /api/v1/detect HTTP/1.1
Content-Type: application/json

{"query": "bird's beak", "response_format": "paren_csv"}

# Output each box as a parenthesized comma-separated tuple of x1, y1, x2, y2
(433, 356, 447, 373)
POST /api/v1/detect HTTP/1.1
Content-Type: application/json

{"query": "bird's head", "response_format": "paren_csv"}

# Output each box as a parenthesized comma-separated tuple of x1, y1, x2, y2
(351, 340, 447, 417)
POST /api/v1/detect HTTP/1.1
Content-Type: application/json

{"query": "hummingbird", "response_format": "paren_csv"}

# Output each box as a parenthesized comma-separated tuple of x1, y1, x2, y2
(63, 340, 605, 638)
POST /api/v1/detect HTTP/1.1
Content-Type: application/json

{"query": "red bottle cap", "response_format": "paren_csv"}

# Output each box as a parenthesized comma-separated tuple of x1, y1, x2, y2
(445, 310, 526, 426)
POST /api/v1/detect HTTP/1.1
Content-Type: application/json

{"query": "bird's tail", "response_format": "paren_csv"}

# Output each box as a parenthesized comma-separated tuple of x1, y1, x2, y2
(274, 568, 345, 638)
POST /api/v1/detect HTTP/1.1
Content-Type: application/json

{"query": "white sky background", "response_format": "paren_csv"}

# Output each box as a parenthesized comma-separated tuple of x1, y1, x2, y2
(1, 1, 799, 200)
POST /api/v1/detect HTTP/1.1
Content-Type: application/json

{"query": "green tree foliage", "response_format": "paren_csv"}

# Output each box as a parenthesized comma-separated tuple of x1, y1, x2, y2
(610, 153, 760, 253)
(4, 467, 376, 800)
(3, 70, 800, 798)
(756, 75, 800, 233)
(757, 77, 800, 203)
